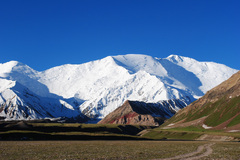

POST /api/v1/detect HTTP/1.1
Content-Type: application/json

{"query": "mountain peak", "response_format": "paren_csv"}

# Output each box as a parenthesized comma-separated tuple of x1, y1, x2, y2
(0, 61, 21, 73)
(0, 60, 38, 81)
(111, 54, 168, 76)
(167, 54, 181, 58)
(167, 54, 187, 63)
(112, 54, 154, 66)
(0, 60, 33, 72)
(0, 54, 238, 121)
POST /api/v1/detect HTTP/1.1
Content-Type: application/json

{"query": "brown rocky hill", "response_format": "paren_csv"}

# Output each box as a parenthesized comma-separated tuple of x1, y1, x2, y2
(162, 71, 240, 132)
(98, 99, 189, 126)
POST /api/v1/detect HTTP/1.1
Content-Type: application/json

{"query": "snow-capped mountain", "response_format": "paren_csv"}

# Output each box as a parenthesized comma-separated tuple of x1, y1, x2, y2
(0, 78, 85, 121)
(0, 54, 238, 121)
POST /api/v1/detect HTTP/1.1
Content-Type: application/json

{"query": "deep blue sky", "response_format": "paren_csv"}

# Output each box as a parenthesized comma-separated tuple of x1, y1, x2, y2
(0, 0, 239, 71)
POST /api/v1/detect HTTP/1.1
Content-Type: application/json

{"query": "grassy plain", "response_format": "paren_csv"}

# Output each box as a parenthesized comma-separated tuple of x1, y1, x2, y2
(0, 141, 239, 160)
(0, 121, 240, 159)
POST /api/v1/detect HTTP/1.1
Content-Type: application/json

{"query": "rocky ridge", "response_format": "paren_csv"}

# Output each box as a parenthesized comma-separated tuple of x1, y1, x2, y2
(99, 97, 193, 126)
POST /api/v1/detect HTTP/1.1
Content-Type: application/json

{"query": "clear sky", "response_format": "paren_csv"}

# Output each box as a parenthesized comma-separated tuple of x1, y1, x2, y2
(0, 0, 239, 71)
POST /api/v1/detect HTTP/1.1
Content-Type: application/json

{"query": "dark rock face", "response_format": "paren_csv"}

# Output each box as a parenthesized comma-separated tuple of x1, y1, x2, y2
(98, 98, 190, 126)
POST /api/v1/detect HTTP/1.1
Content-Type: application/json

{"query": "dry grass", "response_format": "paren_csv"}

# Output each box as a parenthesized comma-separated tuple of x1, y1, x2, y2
(0, 141, 200, 160)
(206, 142, 240, 160)
(0, 140, 239, 160)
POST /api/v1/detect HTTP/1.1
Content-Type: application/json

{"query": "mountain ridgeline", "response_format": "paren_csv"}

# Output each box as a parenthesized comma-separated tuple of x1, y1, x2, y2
(0, 54, 238, 122)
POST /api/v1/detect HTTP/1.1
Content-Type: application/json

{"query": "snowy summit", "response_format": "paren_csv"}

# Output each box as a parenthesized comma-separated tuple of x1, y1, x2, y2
(0, 54, 238, 121)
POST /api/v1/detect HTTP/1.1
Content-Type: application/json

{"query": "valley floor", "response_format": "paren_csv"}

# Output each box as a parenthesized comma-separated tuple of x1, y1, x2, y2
(0, 140, 239, 160)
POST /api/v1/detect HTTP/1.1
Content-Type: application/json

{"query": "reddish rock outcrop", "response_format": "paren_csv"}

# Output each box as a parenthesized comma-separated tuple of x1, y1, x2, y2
(98, 100, 171, 126)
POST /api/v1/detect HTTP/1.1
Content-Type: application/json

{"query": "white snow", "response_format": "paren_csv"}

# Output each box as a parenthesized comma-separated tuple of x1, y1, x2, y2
(165, 55, 237, 94)
(0, 78, 16, 92)
(202, 124, 212, 129)
(0, 54, 238, 120)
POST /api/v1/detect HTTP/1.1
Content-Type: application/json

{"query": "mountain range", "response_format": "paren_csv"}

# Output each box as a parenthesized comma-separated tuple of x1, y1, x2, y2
(0, 54, 238, 121)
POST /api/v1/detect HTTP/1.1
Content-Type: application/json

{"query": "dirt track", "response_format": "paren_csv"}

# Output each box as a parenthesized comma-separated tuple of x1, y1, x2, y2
(153, 143, 215, 160)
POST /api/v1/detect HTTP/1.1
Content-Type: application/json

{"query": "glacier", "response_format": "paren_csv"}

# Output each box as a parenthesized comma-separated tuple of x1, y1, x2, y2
(0, 54, 238, 121)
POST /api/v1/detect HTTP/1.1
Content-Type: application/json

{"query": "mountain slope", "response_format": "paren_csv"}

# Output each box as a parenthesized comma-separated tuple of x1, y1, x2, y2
(161, 71, 240, 131)
(0, 78, 86, 121)
(98, 97, 191, 126)
(0, 54, 238, 120)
